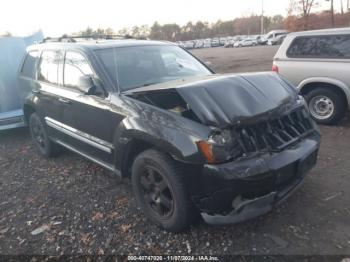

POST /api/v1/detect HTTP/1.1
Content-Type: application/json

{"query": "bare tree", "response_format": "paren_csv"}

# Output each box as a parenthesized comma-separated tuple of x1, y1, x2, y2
(326, 0, 335, 27)
(289, 0, 319, 30)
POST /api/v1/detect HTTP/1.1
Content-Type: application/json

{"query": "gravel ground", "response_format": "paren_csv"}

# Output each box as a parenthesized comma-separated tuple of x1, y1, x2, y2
(0, 46, 350, 256)
(191, 45, 279, 73)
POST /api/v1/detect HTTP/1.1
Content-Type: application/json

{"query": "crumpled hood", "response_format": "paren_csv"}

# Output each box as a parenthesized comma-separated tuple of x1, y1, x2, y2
(176, 73, 299, 127)
(127, 73, 299, 128)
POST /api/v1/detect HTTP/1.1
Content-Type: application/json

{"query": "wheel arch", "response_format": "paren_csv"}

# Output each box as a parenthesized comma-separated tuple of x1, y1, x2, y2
(298, 78, 350, 109)
(119, 138, 154, 177)
(23, 104, 36, 124)
(116, 132, 197, 178)
(115, 121, 208, 177)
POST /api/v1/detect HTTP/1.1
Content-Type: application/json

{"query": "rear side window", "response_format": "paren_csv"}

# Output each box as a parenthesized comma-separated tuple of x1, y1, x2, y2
(37, 50, 63, 84)
(64, 51, 93, 88)
(21, 51, 38, 78)
(287, 34, 350, 59)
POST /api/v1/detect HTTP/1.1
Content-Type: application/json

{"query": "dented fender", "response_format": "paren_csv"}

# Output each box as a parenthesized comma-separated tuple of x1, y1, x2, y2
(109, 94, 213, 170)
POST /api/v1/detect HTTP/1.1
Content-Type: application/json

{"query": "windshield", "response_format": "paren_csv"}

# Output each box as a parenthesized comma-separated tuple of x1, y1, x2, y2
(95, 45, 212, 91)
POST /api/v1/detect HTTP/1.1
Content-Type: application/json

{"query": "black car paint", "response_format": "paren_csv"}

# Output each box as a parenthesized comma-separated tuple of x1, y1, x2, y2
(127, 73, 300, 127)
(22, 40, 321, 225)
(197, 134, 319, 224)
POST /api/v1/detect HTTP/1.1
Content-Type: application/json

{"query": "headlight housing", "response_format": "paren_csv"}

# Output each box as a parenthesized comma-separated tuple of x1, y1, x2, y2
(196, 129, 242, 164)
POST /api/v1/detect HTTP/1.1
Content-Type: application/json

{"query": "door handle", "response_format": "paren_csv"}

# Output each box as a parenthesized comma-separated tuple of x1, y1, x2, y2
(58, 97, 71, 104)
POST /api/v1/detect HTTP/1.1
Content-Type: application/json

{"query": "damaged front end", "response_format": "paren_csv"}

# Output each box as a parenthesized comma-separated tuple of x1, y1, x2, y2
(194, 106, 320, 224)
(125, 73, 321, 225)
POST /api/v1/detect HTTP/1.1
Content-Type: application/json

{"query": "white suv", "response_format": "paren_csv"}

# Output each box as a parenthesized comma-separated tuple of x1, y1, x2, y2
(273, 28, 350, 124)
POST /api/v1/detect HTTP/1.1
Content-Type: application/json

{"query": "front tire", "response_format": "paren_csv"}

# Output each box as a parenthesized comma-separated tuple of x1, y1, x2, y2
(29, 113, 59, 157)
(131, 149, 197, 232)
(304, 87, 347, 125)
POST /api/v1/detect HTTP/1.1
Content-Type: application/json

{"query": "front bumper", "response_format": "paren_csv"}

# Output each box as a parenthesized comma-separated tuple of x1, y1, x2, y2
(193, 134, 320, 225)
(0, 109, 25, 131)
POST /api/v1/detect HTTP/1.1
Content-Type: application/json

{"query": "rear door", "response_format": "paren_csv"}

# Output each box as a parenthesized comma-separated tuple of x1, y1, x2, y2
(34, 50, 66, 140)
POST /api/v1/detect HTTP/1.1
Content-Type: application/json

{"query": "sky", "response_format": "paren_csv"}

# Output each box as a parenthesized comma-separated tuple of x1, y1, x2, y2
(0, 0, 345, 37)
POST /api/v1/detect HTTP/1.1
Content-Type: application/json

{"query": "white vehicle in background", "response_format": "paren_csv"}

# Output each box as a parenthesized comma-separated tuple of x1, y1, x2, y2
(269, 34, 288, 45)
(262, 30, 288, 45)
(234, 38, 256, 48)
(194, 40, 204, 49)
(272, 35, 287, 45)
(183, 41, 195, 49)
(219, 37, 227, 46)
(250, 35, 265, 45)
(0, 31, 43, 131)
(211, 38, 220, 47)
(203, 39, 211, 48)
(273, 27, 350, 124)
(250, 38, 258, 46)
(175, 41, 185, 48)
(224, 39, 235, 48)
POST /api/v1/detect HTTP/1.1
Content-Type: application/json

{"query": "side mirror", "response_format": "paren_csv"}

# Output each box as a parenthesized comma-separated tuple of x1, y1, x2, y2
(77, 75, 96, 94)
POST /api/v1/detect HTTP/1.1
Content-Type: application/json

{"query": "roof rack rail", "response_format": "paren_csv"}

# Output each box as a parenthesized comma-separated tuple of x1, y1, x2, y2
(41, 34, 147, 43)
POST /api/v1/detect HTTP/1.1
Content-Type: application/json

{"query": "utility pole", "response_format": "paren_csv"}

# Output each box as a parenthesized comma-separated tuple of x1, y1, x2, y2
(331, 0, 335, 27)
(261, 0, 264, 35)
(348, 0, 350, 26)
(341, 0, 344, 14)
(326, 0, 335, 27)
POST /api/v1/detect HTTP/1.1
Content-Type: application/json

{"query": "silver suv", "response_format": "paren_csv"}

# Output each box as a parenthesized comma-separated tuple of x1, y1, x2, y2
(273, 28, 350, 124)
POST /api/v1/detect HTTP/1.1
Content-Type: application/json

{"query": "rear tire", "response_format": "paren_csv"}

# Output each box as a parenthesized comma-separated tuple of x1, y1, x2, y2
(304, 87, 347, 125)
(131, 149, 197, 233)
(29, 113, 60, 157)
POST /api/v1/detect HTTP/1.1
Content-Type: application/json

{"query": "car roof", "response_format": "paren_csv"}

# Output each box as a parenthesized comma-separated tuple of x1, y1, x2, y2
(26, 39, 173, 52)
(288, 27, 350, 37)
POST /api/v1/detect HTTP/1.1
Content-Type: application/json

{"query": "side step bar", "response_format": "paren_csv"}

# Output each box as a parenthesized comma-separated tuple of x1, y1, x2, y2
(53, 139, 121, 177)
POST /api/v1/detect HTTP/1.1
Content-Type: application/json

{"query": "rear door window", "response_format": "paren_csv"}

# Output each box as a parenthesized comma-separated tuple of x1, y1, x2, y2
(37, 50, 63, 84)
(21, 51, 39, 78)
(287, 34, 350, 59)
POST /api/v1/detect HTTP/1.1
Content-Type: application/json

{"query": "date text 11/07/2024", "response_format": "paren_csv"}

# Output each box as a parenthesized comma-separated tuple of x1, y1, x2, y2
(127, 255, 220, 261)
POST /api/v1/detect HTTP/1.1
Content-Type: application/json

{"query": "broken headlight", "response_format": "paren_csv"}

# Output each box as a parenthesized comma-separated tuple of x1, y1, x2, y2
(197, 129, 243, 164)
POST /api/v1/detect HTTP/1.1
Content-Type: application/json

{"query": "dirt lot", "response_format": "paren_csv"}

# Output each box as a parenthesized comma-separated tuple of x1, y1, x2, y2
(192, 45, 279, 73)
(0, 46, 350, 256)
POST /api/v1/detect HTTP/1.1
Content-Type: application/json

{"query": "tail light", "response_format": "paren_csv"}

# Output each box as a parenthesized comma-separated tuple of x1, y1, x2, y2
(272, 64, 279, 73)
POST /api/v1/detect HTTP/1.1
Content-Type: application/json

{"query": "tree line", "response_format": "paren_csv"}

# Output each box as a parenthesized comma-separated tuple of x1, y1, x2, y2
(76, 1, 350, 41)
(2, 0, 350, 39)
(77, 8, 349, 42)
(77, 15, 285, 42)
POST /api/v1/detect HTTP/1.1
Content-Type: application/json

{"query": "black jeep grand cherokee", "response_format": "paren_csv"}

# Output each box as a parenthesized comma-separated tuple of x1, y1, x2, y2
(20, 38, 321, 232)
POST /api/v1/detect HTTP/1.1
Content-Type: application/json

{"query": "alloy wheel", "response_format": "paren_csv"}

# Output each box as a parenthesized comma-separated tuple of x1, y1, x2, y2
(138, 166, 174, 218)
